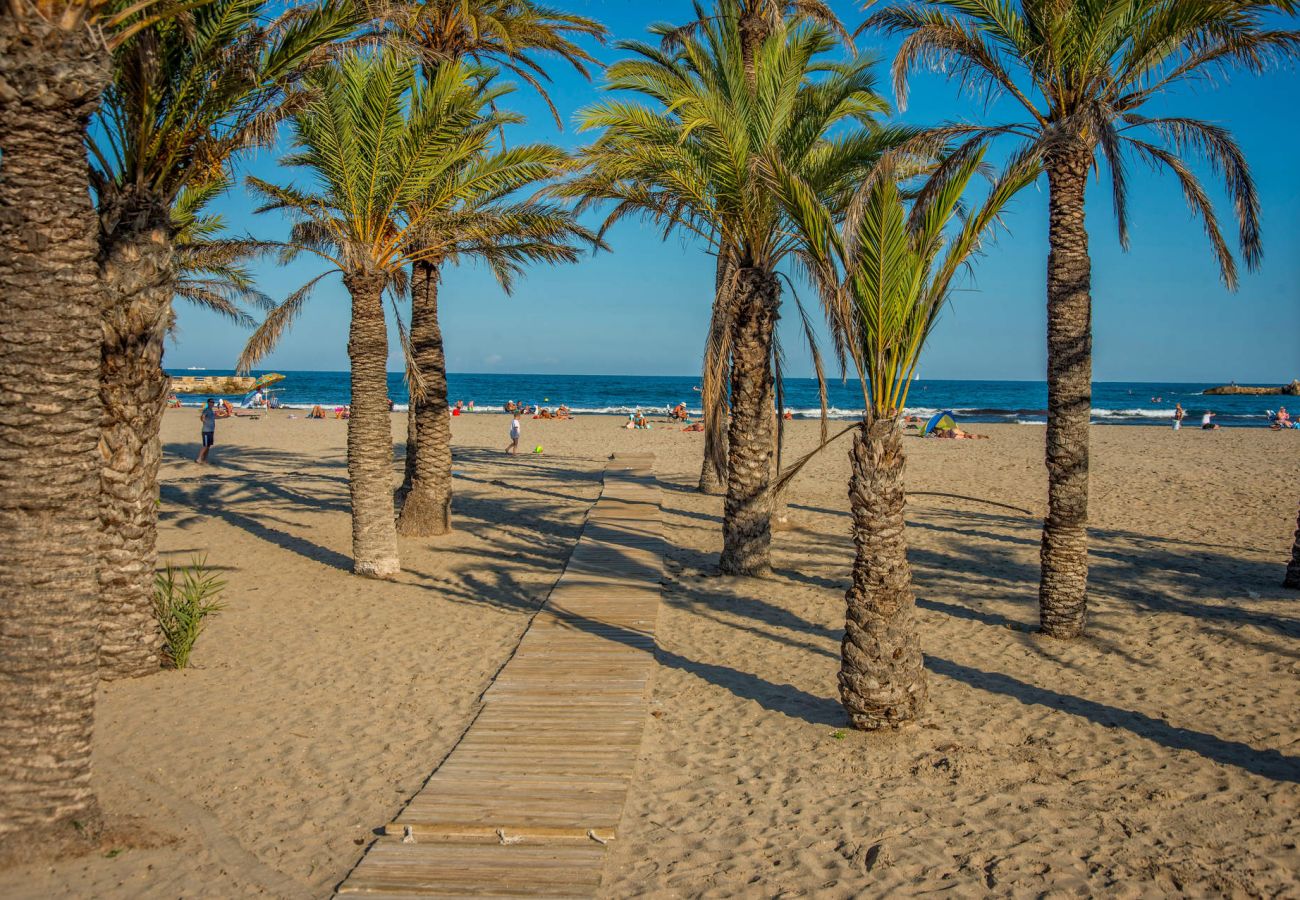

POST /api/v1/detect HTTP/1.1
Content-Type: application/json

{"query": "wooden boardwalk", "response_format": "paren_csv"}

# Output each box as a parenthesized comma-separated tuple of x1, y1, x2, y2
(336, 455, 662, 899)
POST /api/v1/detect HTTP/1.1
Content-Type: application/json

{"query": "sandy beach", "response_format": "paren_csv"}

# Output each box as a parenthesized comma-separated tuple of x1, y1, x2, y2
(2, 408, 1296, 898)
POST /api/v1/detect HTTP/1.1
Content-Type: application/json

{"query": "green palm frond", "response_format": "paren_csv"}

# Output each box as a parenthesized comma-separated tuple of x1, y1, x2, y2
(361, 0, 609, 127)
(90, 0, 357, 229)
(170, 177, 275, 330)
(867, 0, 1300, 287)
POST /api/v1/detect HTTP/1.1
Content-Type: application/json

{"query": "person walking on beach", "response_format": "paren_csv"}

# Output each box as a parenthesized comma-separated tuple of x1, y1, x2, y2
(505, 414, 521, 455)
(1173, 403, 1185, 431)
(198, 398, 217, 463)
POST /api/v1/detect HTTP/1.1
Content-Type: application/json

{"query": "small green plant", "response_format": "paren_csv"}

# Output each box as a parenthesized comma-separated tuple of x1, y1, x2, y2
(153, 555, 226, 669)
(830, 730, 847, 741)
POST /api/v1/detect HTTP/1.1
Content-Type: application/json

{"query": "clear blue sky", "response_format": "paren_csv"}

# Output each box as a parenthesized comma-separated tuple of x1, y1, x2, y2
(172, 0, 1300, 383)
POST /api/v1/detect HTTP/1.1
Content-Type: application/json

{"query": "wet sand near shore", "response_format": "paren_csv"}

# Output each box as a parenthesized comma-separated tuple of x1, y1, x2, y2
(1, 410, 1296, 897)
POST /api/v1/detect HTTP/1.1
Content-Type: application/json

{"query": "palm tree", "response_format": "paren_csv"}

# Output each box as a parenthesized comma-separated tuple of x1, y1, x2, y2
(392, 134, 593, 536)
(1285, 502, 1300, 589)
(89, 0, 353, 679)
(788, 148, 1035, 727)
(0, 0, 192, 856)
(240, 54, 569, 575)
(371, 0, 606, 534)
(664, 1, 852, 497)
(566, 10, 901, 575)
(868, 0, 1298, 638)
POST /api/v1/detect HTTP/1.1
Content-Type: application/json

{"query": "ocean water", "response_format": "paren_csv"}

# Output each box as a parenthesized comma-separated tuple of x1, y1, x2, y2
(167, 370, 1288, 428)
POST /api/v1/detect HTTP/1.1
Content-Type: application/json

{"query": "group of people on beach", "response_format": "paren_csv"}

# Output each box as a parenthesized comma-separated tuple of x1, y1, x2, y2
(1172, 403, 1227, 431)
(1267, 406, 1298, 430)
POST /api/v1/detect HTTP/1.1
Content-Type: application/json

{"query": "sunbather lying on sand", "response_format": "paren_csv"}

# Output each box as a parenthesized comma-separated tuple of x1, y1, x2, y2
(682, 422, 705, 432)
(307, 405, 325, 419)
(933, 426, 988, 440)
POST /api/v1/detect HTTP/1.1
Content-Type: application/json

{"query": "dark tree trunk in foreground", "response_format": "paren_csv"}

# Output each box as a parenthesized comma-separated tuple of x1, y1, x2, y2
(397, 259, 452, 536)
(98, 195, 172, 679)
(698, 252, 732, 495)
(345, 272, 401, 577)
(719, 267, 778, 576)
(840, 418, 927, 729)
(0, 20, 107, 860)
(1285, 502, 1300, 589)
(1039, 143, 1093, 639)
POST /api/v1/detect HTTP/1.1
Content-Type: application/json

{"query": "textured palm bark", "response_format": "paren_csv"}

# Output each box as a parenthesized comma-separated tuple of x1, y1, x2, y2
(840, 418, 927, 729)
(1284, 502, 1300, 589)
(1039, 143, 1094, 639)
(698, 252, 732, 495)
(0, 21, 107, 859)
(345, 272, 401, 577)
(698, 429, 726, 494)
(98, 193, 172, 679)
(719, 267, 779, 576)
(396, 259, 452, 536)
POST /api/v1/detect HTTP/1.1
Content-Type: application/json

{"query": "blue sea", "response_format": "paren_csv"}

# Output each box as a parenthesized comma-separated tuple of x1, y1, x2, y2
(167, 370, 1287, 428)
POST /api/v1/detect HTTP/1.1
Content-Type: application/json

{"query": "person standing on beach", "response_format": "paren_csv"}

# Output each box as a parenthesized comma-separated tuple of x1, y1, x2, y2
(1173, 403, 1185, 431)
(505, 414, 521, 455)
(198, 398, 217, 463)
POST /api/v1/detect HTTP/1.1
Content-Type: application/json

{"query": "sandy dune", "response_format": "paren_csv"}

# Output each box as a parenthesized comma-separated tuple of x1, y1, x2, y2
(1, 409, 1296, 897)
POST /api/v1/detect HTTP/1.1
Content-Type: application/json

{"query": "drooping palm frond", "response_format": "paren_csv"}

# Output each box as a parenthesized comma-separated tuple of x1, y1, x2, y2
(866, 0, 1300, 286)
(170, 177, 275, 329)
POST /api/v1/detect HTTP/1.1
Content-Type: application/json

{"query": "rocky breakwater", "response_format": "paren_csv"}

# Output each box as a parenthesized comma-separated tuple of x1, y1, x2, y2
(1204, 379, 1300, 396)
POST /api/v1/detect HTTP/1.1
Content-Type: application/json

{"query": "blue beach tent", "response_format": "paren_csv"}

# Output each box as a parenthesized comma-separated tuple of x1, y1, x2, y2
(922, 410, 958, 436)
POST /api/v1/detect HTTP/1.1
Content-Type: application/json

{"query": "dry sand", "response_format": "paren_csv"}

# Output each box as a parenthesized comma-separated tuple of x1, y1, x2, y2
(1, 409, 1296, 898)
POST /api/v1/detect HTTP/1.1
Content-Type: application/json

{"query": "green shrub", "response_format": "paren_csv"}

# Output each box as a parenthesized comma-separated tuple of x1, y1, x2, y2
(153, 556, 226, 669)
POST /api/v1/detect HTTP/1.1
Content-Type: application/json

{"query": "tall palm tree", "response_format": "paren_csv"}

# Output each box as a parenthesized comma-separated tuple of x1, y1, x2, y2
(395, 148, 593, 535)
(241, 55, 575, 574)
(664, 1, 852, 496)
(566, 10, 901, 575)
(0, 0, 192, 856)
(788, 148, 1035, 727)
(372, 0, 606, 535)
(89, 0, 353, 679)
(868, 0, 1298, 638)
(1286, 502, 1300, 589)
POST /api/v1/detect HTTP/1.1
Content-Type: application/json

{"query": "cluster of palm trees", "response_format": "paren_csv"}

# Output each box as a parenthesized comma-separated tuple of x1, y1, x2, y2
(1, 0, 1294, 857)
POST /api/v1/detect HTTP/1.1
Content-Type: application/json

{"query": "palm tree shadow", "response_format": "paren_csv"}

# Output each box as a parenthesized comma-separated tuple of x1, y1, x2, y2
(927, 656, 1300, 783)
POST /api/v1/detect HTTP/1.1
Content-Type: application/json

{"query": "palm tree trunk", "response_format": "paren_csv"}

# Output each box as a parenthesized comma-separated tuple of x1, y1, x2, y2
(719, 266, 779, 576)
(97, 199, 172, 679)
(396, 259, 452, 536)
(1039, 144, 1093, 639)
(1285, 501, 1300, 589)
(699, 251, 732, 495)
(0, 20, 107, 859)
(344, 272, 401, 577)
(840, 417, 927, 729)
